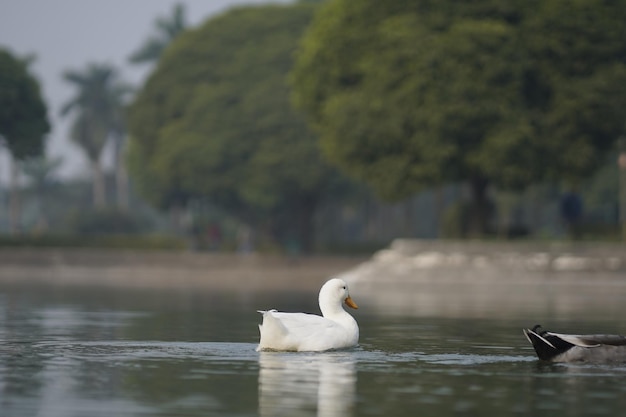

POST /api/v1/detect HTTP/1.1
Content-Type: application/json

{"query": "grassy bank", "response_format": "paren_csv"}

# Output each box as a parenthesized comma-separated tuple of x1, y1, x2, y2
(0, 234, 187, 250)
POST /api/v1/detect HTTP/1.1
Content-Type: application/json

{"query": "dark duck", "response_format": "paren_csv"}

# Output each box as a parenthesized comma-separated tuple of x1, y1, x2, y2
(524, 325, 626, 363)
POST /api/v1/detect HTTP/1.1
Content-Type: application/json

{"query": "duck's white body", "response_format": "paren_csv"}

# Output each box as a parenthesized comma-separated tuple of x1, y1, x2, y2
(257, 278, 359, 352)
(524, 325, 626, 363)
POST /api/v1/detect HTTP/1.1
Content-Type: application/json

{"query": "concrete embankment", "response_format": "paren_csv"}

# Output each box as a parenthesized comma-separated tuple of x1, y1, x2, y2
(343, 239, 625, 282)
(337, 239, 626, 318)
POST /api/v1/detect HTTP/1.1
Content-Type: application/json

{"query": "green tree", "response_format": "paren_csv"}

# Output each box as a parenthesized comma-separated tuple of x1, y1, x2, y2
(0, 48, 50, 234)
(129, 3, 187, 65)
(0, 50, 49, 159)
(523, 1, 626, 183)
(291, 0, 626, 236)
(61, 63, 131, 208)
(128, 4, 346, 250)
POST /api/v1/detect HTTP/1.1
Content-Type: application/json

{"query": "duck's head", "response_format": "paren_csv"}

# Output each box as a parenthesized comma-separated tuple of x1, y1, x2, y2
(319, 278, 358, 314)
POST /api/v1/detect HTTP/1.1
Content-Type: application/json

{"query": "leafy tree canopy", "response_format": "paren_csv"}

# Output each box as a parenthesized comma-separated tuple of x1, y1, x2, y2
(291, 0, 626, 202)
(0, 48, 49, 159)
(128, 3, 348, 248)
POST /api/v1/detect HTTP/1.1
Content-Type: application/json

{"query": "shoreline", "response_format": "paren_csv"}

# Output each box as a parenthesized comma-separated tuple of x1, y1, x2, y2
(2, 242, 625, 318)
(0, 248, 367, 292)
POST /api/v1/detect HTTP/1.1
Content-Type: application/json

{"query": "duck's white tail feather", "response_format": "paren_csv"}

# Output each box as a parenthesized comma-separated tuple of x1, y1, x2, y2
(257, 310, 290, 351)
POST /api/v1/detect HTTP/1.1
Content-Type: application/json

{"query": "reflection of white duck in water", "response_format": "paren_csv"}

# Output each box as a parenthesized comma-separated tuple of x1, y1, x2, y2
(257, 278, 359, 352)
(259, 352, 356, 417)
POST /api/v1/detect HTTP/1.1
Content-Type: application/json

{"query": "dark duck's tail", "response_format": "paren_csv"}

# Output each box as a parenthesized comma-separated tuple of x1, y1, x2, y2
(523, 325, 575, 361)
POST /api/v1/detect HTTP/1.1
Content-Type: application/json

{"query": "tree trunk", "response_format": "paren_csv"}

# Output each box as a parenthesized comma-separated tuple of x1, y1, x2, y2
(169, 202, 186, 235)
(91, 158, 106, 208)
(113, 134, 129, 210)
(296, 196, 317, 254)
(468, 176, 491, 238)
(403, 198, 415, 237)
(619, 148, 626, 241)
(8, 156, 21, 235)
(115, 159, 129, 210)
(434, 186, 443, 238)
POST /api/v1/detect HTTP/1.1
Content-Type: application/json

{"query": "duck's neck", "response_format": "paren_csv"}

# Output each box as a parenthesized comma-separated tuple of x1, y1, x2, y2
(320, 300, 355, 325)
(321, 302, 358, 340)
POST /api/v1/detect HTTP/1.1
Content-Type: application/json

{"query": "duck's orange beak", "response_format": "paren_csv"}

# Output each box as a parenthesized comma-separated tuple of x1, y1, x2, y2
(344, 296, 358, 309)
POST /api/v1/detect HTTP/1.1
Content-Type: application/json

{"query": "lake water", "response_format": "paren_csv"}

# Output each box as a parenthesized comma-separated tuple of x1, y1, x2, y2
(2, 279, 626, 417)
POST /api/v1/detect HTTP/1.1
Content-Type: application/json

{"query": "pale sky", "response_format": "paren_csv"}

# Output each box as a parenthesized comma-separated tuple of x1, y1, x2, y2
(0, 0, 291, 184)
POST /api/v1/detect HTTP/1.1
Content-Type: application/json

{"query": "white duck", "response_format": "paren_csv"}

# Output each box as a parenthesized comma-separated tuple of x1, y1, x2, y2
(524, 324, 626, 363)
(256, 278, 359, 352)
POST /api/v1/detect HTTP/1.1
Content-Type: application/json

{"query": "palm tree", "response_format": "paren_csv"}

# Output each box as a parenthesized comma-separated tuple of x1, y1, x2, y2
(60, 63, 131, 208)
(110, 96, 130, 209)
(129, 3, 187, 65)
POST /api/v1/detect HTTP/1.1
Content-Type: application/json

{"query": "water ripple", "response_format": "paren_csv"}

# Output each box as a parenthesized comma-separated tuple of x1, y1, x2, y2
(29, 340, 260, 363)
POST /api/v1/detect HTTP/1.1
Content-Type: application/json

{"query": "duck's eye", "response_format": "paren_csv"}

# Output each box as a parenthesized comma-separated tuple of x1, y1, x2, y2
(342, 286, 346, 290)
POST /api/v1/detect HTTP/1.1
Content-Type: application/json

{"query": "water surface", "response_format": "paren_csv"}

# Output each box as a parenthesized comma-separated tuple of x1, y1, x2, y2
(1, 282, 626, 416)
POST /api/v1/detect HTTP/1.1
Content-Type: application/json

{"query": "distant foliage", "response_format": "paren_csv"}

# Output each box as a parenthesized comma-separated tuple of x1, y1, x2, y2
(0, 234, 185, 250)
(65, 208, 153, 236)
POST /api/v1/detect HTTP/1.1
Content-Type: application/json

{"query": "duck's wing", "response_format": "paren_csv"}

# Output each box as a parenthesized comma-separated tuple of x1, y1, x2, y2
(270, 312, 341, 337)
(551, 332, 626, 347)
(258, 311, 348, 351)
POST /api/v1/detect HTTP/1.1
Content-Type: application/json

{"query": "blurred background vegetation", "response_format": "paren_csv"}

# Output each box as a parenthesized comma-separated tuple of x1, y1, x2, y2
(1, 0, 626, 253)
